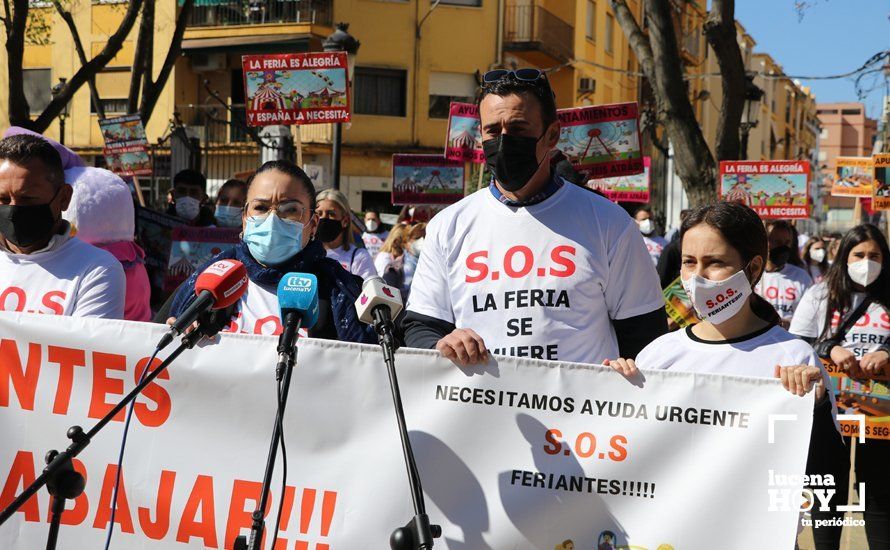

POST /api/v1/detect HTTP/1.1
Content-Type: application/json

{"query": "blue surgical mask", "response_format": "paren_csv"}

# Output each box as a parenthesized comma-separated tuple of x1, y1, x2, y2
(215, 205, 242, 228)
(243, 213, 304, 265)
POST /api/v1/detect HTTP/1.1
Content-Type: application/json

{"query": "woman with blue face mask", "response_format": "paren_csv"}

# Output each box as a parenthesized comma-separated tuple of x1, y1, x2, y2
(213, 178, 247, 228)
(157, 160, 375, 344)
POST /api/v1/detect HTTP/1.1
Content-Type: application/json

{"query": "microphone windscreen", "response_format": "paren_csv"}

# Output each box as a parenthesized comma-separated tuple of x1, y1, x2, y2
(277, 273, 320, 329)
(355, 276, 403, 324)
(195, 260, 249, 309)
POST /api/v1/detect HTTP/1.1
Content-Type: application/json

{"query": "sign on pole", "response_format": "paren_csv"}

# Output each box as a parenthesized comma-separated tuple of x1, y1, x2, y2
(444, 102, 483, 163)
(242, 52, 351, 127)
(831, 157, 874, 197)
(557, 102, 643, 179)
(873, 154, 890, 210)
(99, 114, 152, 177)
(392, 154, 465, 206)
(719, 160, 810, 219)
(588, 156, 651, 203)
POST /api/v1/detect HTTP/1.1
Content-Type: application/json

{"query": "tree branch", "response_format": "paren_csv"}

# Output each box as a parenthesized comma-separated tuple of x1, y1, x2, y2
(2, 0, 12, 34)
(703, 0, 746, 161)
(6, 0, 31, 127)
(51, 0, 105, 119)
(140, 0, 193, 124)
(30, 0, 145, 132)
(127, 0, 152, 113)
(139, 0, 155, 114)
(610, 0, 655, 81)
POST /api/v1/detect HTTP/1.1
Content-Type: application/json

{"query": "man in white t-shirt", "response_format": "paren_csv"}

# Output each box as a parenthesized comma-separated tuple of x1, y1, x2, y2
(404, 70, 666, 365)
(755, 221, 812, 326)
(0, 134, 125, 318)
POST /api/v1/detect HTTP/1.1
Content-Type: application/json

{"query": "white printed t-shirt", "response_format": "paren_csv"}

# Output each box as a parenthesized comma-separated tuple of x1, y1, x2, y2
(642, 234, 667, 265)
(755, 263, 813, 322)
(637, 324, 838, 427)
(789, 282, 890, 359)
(0, 232, 125, 319)
(406, 182, 664, 364)
(222, 280, 310, 338)
(362, 230, 389, 259)
(325, 244, 376, 280)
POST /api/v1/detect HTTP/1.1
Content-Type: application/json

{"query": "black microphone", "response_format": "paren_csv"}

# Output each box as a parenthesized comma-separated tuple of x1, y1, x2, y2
(354, 277, 440, 549)
(355, 277, 403, 360)
(275, 273, 320, 373)
(157, 260, 248, 350)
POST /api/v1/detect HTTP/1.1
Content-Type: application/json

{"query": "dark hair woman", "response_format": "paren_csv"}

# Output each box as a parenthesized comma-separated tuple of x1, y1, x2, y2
(605, 202, 845, 548)
(155, 160, 375, 344)
(790, 223, 890, 549)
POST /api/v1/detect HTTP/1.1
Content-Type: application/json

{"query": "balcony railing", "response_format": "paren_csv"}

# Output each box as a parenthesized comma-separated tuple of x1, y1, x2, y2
(503, 4, 574, 62)
(186, 0, 332, 28)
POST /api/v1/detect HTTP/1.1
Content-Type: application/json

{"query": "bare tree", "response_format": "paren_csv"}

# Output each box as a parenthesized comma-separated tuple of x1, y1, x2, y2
(610, 0, 747, 206)
(128, 0, 195, 125)
(2, 0, 144, 131)
(51, 0, 106, 119)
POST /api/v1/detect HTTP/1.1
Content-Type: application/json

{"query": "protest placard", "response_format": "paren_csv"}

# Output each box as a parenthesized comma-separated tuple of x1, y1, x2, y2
(134, 207, 181, 307)
(242, 52, 350, 127)
(557, 102, 643, 179)
(0, 313, 814, 549)
(444, 102, 483, 163)
(99, 115, 151, 177)
(392, 154, 465, 205)
(873, 154, 890, 210)
(719, 160, 810, 219)
(663, 275, 698, 328)
(822, 359, 890, 440)
(163, 226, 240, 293)
(831, 157, 874, 197)
(588, 156, 651, 203)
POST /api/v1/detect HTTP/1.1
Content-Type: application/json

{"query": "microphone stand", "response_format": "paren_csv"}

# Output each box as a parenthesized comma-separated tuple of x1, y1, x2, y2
(0, 329, 206, 549)
(371, 306, 441, 550)
(234, 313, 301, 550)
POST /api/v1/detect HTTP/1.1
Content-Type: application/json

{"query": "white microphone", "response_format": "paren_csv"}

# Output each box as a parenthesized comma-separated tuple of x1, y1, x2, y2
(355, 276, 403, 326)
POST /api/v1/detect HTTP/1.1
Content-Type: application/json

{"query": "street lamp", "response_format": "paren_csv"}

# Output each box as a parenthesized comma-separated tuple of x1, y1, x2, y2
(323, 23, 361, 191)
(50, 77, 70, 146)
(739, 74, 764, 160)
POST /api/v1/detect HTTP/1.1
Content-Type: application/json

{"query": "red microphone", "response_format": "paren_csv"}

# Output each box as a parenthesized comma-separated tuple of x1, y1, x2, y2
(157, 259, 248, 349)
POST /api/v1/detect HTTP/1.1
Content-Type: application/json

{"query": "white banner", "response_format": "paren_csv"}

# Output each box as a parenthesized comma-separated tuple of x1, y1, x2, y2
(0, 313, 814, 549)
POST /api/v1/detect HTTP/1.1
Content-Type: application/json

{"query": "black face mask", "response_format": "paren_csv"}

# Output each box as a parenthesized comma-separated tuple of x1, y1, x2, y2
(768, 245, 792, 267)
(315, 217, 344, 243)
(0, 194, 59, 248)
(482, 132, 546, 192)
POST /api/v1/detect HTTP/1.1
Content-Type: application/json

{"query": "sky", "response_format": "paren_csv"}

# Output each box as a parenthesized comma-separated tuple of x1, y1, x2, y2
(733, 0, 888, 119)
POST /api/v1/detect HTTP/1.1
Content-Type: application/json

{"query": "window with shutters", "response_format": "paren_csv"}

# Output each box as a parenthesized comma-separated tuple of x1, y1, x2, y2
(354, 67, 407, 117)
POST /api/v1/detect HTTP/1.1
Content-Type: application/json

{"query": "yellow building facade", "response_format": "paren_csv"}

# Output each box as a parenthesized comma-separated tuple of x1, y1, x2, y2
(2, 0, 646, 212)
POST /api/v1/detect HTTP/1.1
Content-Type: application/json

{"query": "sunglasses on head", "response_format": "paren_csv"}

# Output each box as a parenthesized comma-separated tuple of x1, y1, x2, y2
(482, 68, 548, 86)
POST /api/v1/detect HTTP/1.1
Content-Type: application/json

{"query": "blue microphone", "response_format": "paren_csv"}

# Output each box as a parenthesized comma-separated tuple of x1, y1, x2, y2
(276, 273, 319, 358)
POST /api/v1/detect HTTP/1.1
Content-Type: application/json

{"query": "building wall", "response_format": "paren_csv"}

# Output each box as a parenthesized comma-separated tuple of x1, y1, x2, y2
(816, 102, 878, 226)
(572, 0, 641, 107)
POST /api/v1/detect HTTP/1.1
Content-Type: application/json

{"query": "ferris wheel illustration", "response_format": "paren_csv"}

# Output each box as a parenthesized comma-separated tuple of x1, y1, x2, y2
(426, 170, 445, 189)
(561, 120, 634, 163)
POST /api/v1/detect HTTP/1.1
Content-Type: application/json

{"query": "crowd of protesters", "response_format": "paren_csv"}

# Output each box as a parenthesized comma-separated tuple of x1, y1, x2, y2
(1, 68, 888, 548)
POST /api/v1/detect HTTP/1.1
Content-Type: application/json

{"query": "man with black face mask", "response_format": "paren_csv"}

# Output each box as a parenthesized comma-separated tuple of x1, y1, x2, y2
(754, 220, 812, 327)
(0, 134, 125, 318)
(403, 69, 666, 366)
